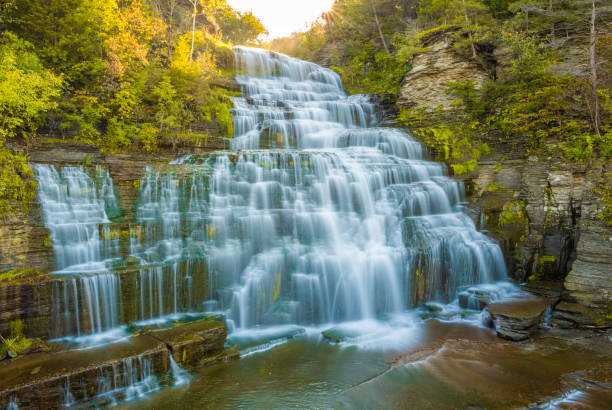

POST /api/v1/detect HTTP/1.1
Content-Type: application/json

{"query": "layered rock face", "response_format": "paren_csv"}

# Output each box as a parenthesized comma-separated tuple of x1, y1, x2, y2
(0, 138, 237, 408)
(460, 134, 612, 330)
(0, 136, 229, 273)
(398, 32, 612, 329)
(0, 207, 53, 274)
(397, 28, 489, 112)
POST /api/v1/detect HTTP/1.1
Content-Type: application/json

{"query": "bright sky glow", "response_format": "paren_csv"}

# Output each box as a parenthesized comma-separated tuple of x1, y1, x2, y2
(227, 0, 334, 39)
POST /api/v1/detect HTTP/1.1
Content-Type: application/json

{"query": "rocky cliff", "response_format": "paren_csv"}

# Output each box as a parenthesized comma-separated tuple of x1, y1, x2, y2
(397, 27, 490, 113)
(397, 30, 612, 329)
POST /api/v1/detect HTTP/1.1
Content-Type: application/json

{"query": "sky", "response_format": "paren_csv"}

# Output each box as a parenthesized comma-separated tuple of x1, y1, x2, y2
(227, 0, 334, 39)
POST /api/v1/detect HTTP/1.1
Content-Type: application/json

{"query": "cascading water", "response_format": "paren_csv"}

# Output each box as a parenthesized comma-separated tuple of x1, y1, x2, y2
(95, 355, 160, 403)
(33, 47, 507, 342)
(205, 47, 507, 330)
(34, 164, 120, 273)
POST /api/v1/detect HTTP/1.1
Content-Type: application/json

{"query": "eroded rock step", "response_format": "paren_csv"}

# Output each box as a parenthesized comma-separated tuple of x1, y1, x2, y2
(0, 317, 237, 409)
(485, 297, 552, 341)
(0, 259, 213, 341)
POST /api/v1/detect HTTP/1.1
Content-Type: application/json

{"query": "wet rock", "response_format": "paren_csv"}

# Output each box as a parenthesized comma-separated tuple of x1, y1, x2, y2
(484, 298, 550, 341)
(551, 301, 604, 329)
(0, 207, 54, 278)
(449, 150, 611, 330)
(0, 319, 235, 409)
(521, 281, 563, 303)
(458, 284, 519, 311)
(424, 302, 443, 313)
(458, 288, 493, 311)
(561, 218, 612, 329)
(322, 327, 363, 344)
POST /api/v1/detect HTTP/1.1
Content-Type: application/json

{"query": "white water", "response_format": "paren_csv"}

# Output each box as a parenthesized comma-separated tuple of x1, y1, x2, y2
(94, 355, 160, 405)
(7, 397, 19, 410)
(169, 355, 192, 387)
(34, 165, 119, 273)
(34, 47, 508, 343)
(203, 47, 508, 330)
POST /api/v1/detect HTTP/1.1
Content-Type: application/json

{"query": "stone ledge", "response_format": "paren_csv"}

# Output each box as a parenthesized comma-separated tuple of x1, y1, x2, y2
(485, 297, 551, 341)
(0, 319, 235, 408)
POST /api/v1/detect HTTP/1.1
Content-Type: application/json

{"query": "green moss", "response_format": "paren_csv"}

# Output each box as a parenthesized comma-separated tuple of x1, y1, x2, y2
(399, 114, 492, 175)
(487, 182, 506, 192)
(1, 320, 33, 358)
(529, 255, 559, 282)
(593, 176, 612, 227)
(499, 201, 528, 227)
(0, 268, 41, 283)
(42, 234, 52, 247)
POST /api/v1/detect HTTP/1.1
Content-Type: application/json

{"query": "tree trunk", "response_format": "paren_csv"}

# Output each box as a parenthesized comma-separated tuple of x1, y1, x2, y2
(461, 0, 477, 59)
(370, 0, 390, 54)
(190, 0, 197, 62)
(549, 0, 555, 40)
(590, 0, 600, 136)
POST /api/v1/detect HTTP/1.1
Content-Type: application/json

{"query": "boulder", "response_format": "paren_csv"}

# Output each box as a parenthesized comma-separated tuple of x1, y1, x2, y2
(485, 298, 550, 341)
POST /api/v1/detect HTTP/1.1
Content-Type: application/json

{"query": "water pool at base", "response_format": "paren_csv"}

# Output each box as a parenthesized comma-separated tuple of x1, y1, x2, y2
(120, 319, 612, 409)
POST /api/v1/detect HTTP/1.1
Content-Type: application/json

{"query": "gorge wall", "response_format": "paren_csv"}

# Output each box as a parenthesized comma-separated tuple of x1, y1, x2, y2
(396, 30, 612, 329)
(1, 42, 610, 334)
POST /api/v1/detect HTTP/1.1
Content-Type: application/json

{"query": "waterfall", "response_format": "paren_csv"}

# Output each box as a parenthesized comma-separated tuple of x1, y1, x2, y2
(34, 165, 119, 272)
(94, 355, 159, 404)
(7, 397, 19, 410)
(207, 46, 508, 329)
(168, 355, 192, 387)
(34, 47, 507, 340)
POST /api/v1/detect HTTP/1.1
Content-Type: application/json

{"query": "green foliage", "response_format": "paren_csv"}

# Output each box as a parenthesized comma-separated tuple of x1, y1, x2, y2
(331, 31, 426, 95)
(0, 268, 41, 283)
(398, 107, 491, 175)
(499, 201, 528, 227)
(0, 33, 57, 216)
(1, 320, 33, 358)
(1, 0, 251, 157)
(215, 6, 267, 45)
(444, 31, 610, 161)
(593, 174, 612, 227)
(0, 32, 62, 143)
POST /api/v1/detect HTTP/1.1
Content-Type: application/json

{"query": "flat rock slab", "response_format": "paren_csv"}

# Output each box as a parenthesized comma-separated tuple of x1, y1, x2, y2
(485, 298, 551, 341)
(0, 319, 235, 409)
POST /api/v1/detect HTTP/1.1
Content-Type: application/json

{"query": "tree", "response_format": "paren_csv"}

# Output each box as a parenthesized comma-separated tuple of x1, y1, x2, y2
(187, 0, 223, 61)
(371, 0, 390, 54)
(188, 0, 198, 61)
(461, 0, 478, 59)
(0, 0, 16, 29)
(563, 0, 611, 136)
(0, 32, 61, 216)
(215, 8, 267, 45)
(0, 33, 62, 143)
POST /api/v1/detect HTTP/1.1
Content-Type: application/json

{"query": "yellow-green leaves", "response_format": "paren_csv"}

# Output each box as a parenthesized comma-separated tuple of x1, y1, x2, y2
(0, 33, 61, 144)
